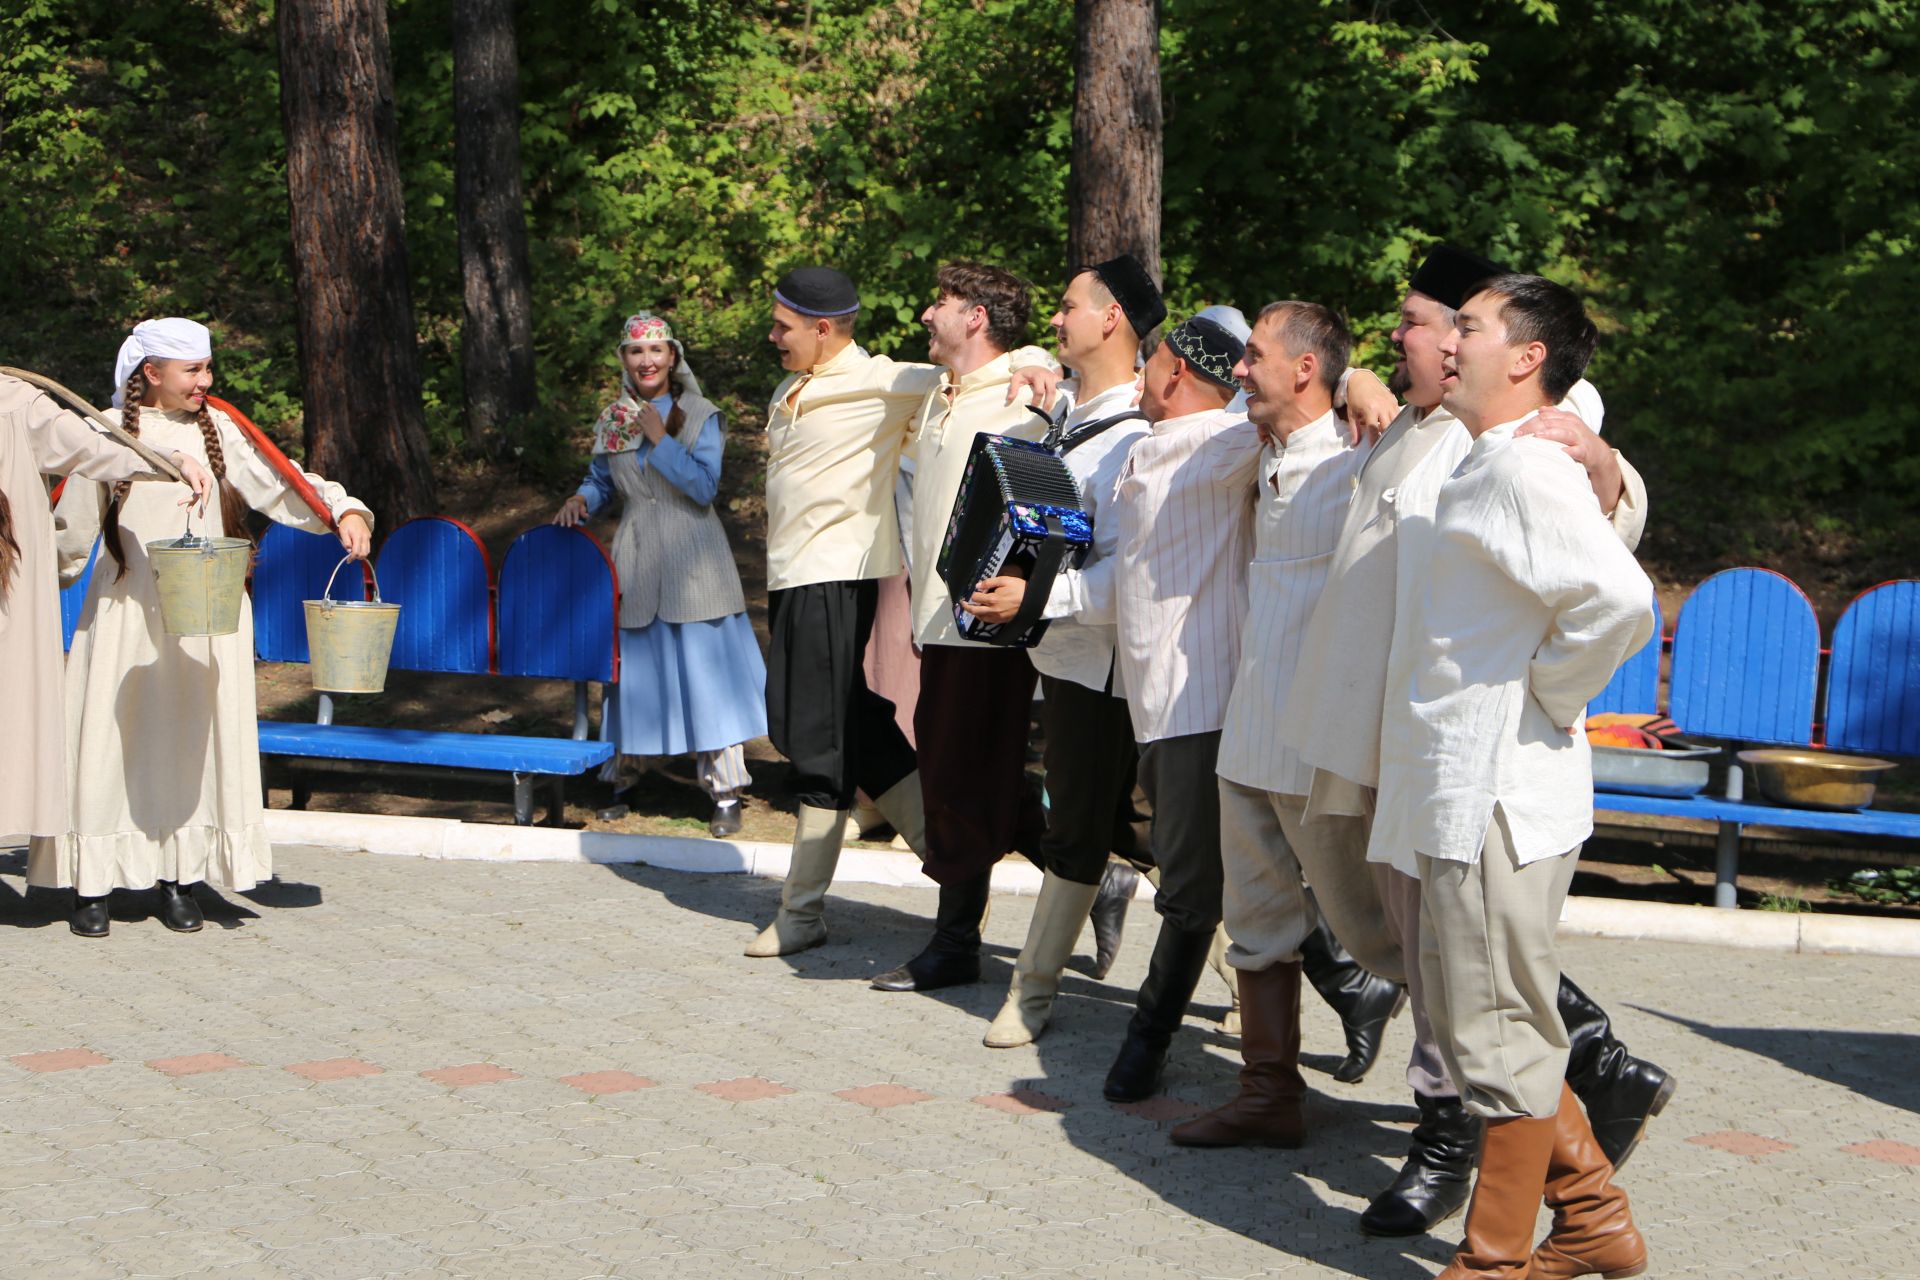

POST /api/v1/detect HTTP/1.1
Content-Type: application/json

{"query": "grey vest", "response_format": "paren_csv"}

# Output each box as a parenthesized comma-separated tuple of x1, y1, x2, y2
(606, 391, 749, 628)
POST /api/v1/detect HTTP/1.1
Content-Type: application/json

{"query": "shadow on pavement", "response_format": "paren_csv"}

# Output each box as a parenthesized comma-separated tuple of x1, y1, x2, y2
(1639, 1006, 1920, 1115)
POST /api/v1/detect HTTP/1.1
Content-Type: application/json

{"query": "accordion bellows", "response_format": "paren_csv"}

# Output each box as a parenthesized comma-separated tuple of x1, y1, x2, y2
(936, 434, 1093, 647)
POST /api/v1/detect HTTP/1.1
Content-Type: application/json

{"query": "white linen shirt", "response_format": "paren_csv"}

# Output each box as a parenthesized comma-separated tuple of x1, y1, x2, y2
(1216, 410, 1366, 797)
(1113, 406, 1262, 744)
(1369, 416, 1655, 872)
(1030, 380, 1150, 694)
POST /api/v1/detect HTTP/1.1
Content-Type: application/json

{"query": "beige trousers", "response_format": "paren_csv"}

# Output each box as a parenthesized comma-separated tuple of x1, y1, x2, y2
(1417, 812, 1579, 1120)
(1219, 779, 1401, 982)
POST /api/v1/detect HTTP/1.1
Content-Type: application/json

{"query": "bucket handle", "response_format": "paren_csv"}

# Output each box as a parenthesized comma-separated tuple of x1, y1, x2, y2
(321, 555, 380, 605)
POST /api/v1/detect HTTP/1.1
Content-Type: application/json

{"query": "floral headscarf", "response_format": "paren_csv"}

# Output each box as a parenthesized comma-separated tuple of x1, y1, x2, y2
(592, 311, 705, 455)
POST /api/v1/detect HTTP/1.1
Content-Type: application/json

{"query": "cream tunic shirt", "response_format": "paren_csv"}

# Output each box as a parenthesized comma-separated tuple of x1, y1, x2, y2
(906, 352, 1044, 647)
(1369, 416, 1655, 872)
(1216, 410, 1366, 797)
(1113, 406, 1262, 744)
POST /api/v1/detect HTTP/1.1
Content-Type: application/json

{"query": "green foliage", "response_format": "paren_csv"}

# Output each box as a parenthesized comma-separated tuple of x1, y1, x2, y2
(3, 0, 1915, 565)
(1831, 865, 1920, 906)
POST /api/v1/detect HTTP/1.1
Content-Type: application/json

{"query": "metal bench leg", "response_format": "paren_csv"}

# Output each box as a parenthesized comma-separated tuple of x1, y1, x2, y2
(513, 773, 534, 826)
(1714, 821, 1742, 909)
(545, 779, 566, 827)
(291, 778, 312, 811)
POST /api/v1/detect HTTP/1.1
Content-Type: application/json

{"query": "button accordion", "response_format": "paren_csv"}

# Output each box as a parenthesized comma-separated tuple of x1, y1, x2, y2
(936, 433, 1092, 647)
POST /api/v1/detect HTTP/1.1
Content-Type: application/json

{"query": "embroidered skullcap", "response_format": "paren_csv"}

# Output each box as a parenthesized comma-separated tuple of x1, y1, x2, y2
(1408, 244, 1507, 311)
(1194, 304, 1251, 344)
(773, 266, 861, 318)
(1165, 316, 1245, 392)
(111, 317, 212, 407)
(1084, 254, 1166, 339)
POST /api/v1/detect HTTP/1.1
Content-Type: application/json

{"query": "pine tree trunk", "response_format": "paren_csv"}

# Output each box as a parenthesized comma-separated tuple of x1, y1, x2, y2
(278, 0, 436, 525)
(453, 0, 536, 453)
(1068, 0, 1163, 291)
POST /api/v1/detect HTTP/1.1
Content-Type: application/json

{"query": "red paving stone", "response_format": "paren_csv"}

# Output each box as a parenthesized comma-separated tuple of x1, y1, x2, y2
(1687, 1130, 1796, 1158)
(835, 1084, 933, 1109)
(1112, 1097, 1209, 1122)
(146, 1053, 249, 1077)
(420, 1063, 520, 1088)
(10, 1049, 110, 1073)
(286, 1058, 385, 1082)
(973, 1088, 1073, 1116)
(560, 1071, 658, 1095)
(696, 1076, 795, 1102)
(1842, 1140, 1920, 1166)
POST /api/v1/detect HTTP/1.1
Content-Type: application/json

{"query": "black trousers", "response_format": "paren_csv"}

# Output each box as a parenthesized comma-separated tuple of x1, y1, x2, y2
(766, 579, 916, 810)
(1038, 673, 1146, 886)
(1135, 730, 1226, 936)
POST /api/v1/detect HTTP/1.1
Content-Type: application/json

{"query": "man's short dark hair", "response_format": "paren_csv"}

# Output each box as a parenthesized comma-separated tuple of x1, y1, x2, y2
(1255, 300, 1352, 394)
(936, 261, 1030, 352)
(1466, 273, 1598, 403)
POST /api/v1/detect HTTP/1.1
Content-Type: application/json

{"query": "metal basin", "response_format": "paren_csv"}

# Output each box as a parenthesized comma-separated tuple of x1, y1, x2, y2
(1735, 748, 1897, 811)
(1593, 745, 1717, 798)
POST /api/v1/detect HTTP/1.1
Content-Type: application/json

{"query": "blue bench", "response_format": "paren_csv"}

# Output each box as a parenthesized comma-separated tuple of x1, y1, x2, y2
(1590, 571, 1920, 907)
(255, 519, 619, 825)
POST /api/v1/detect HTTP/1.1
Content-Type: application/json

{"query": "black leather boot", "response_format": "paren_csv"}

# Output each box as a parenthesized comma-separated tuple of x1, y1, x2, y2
(1103, 921, 1214, 1102)
(1298, 920, 1406, 1083)
(871, 870, 991, 992)
(71, 894, 110, 938)
(1360, 1091, 1480, 1236)
(1088, 858, 1139, 980)
(156, 880, 205, 933)
(1560, 974, 1676, 1169)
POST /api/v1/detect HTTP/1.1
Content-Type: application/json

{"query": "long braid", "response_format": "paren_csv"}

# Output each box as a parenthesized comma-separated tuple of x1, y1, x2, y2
(194, 401, 255, 553)
(0, 488, 18, 600)
(100, 371, 144, 581)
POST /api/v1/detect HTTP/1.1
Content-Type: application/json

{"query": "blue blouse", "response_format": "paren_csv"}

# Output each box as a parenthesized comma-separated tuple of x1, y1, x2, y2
(577, 393, 725, 514)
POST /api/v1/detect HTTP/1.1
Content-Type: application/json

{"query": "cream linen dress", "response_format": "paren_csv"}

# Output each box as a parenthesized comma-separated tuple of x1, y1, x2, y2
(0, 378, 156, 842)
(28, 405, 370, 895)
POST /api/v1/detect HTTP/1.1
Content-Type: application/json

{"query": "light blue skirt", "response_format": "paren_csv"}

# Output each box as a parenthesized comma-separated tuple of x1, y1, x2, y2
(601, 612, 767, 757)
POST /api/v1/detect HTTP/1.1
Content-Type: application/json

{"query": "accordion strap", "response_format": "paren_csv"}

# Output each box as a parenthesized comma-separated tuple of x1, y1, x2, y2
(1046, 408, 1148, 456)
(997, 516, 1074, 645)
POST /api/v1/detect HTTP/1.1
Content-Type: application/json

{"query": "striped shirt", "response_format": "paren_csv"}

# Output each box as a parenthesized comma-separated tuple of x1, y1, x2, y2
(1216, 411, 1367, 796)
(1113, 406, 1262, 744)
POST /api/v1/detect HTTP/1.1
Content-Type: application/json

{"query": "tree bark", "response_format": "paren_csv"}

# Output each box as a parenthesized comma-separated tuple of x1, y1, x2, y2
(278, 0, 436, 525)
(1068, 0, 1163, 290)
(453, 0, 537, 452)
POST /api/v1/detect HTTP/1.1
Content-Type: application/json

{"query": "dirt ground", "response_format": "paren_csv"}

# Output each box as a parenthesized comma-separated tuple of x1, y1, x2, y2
(256, 457, 1920, 921)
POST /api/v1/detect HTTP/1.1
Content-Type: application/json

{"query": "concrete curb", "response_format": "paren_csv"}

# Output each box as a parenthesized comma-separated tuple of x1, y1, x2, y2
(264, 809, 1920, 958)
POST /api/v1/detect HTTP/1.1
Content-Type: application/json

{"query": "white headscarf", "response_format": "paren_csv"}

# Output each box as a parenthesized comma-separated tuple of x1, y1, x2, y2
(111, 317, 212, 407)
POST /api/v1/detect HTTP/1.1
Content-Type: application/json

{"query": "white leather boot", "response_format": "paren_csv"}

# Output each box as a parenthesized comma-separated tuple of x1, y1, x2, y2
(745, 806, 848, 957)
(871, 771, 928, 860)
(984, 871, 1102, 1048)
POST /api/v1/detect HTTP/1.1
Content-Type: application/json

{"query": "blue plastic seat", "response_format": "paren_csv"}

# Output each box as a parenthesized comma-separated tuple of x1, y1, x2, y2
(374, 517, 493, 675)
(496, 525, 618, 683)
(61, 539, 99, 652)
(1589, 592, 1664, 716)
(1824, 579, 1920, 757)
(252, 524, 364, 663)
(1668, 568, 1819, 746)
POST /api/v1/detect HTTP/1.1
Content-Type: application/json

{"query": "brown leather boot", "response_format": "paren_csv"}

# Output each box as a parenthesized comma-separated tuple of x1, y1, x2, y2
(1169, 962, 1306, 1148)
(1528, 1083, 1648, 1279)
(1436, 1112, 1556, 1279)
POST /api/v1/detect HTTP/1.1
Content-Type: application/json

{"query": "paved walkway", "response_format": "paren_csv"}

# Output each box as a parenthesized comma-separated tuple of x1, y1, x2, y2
(0, 845, 1914, 1279)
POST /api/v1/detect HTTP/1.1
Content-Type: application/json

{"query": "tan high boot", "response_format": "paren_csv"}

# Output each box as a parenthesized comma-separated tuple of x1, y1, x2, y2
(1170, 962, 1308, 1147)
(1209, 924, 1242, 1036)
(983, 872, 1101, 1048)
(745, 806, 848, 957)
(1436, 1113, 1557, 1279)
(1528, 1083, 1648, 1279)
(871, 772, 928, 859)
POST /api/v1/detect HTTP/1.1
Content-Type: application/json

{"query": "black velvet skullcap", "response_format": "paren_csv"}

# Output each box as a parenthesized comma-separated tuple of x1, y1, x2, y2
(1083, 254, 1167, 339)
(774, 266, 862, 318)
(1408, 244, 1507, 310)
(1165, 316, 1245, 392)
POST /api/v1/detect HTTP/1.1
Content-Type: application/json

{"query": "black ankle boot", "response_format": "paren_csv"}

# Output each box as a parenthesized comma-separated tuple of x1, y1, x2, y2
(71, 894, 110, 938)
(155, 880, 205, 933)
(871, 870, 991, 992)
(1560, 975, 1676, 1169)
(1298, 920, 1405, 1083)
(1088, 858, 1139, 979)
(1103, 921, 1214, 1102)
(1359, 1092, 1480, 1236)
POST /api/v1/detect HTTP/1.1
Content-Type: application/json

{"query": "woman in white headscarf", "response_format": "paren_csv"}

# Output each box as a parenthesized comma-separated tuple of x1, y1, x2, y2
(553, 311, 766, 836)
(0, 373, 212, 846)
(28, 318, 374, 938)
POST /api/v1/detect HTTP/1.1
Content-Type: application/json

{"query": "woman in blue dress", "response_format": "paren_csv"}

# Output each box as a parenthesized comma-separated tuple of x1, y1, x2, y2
(554, 311, 766, 835)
